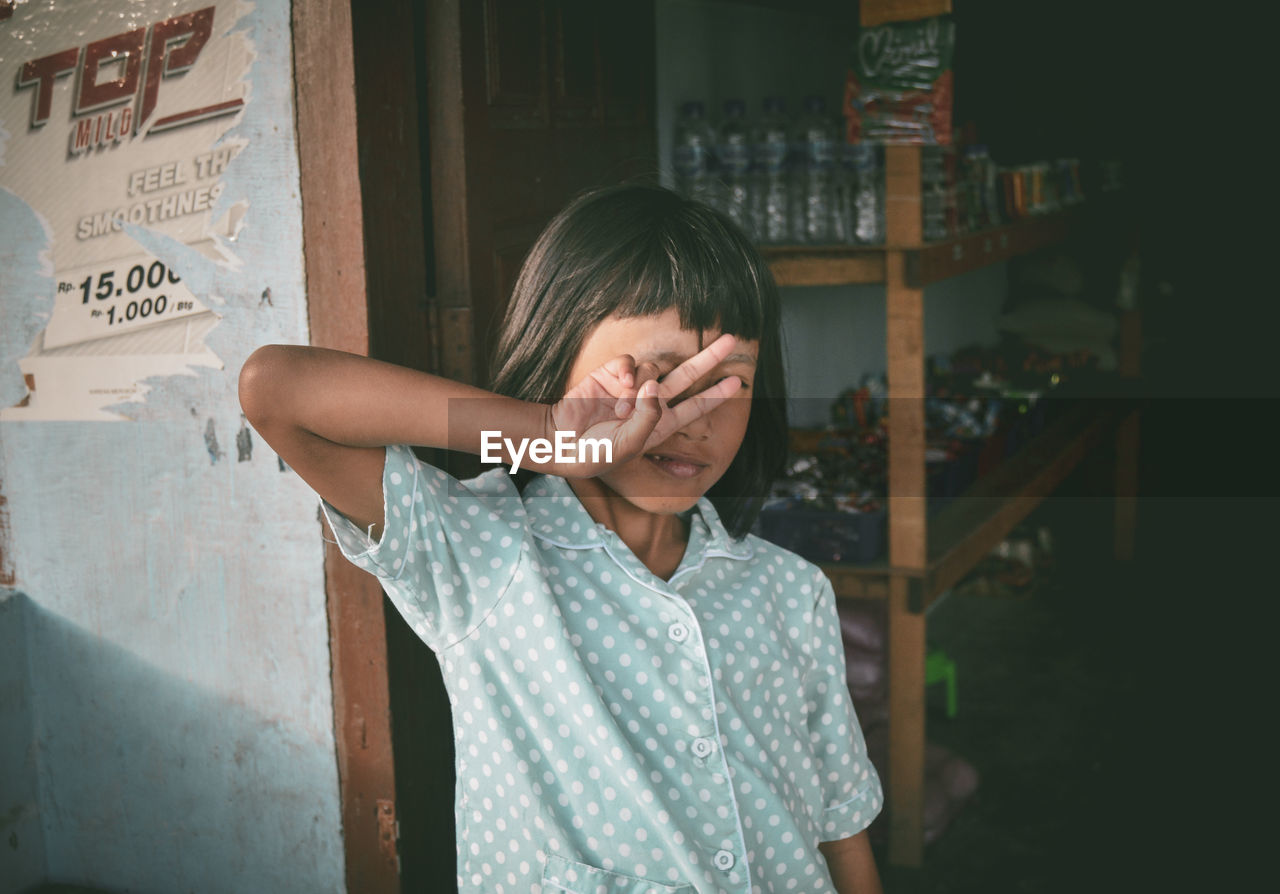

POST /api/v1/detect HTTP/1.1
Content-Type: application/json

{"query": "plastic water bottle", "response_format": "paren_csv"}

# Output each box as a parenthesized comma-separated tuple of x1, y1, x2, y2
(833, 140, 856, 244)
(846, 142, 885, 244)
(717, 99, 752, 236)
(792, 95, 838, 243)
(672, 101, 716, 207)
(751, 96, 791, 244)
(921, 144, 947, 241)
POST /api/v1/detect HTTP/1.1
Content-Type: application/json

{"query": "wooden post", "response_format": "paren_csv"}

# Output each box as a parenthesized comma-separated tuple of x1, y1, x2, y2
(884, 144, 927, 866)
(293, 2, 400, 891)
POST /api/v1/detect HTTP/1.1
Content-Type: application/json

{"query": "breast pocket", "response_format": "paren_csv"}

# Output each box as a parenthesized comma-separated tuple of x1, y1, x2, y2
(541, 855, 694, 894)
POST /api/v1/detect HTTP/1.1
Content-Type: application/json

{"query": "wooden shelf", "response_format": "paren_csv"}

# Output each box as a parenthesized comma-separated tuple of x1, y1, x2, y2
(758, 244, 885, 286)
(759, 206, 1086, 288)
(821, 400, 1133, 610)
(905, 209, 1080, 287)
(754, 144, 1138, 868)
(924, 401, 1115, 597)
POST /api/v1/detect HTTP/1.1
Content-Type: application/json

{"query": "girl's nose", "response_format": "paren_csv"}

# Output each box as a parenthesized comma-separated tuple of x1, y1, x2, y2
(678, 409, 712, 441)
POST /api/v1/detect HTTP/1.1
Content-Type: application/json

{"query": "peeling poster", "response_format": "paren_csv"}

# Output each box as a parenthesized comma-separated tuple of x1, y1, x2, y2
(0, 1, 254, 421)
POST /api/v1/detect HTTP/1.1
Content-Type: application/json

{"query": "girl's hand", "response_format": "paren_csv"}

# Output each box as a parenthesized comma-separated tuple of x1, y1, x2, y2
(544, 333, 744, 478)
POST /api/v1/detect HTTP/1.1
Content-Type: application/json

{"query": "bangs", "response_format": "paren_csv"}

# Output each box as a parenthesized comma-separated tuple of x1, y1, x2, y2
(589, 196, 775, 344)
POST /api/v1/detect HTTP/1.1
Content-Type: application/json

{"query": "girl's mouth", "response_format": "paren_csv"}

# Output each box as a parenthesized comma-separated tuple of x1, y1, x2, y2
(645, 453, 708, 479)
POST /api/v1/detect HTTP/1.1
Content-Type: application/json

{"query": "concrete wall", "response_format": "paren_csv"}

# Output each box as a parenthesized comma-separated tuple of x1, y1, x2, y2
(655, 0, 1008, 428)
(0, 2, 344, 892)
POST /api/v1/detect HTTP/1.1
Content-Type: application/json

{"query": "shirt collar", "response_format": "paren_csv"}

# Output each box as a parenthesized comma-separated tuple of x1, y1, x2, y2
(523, 474, 752, 561)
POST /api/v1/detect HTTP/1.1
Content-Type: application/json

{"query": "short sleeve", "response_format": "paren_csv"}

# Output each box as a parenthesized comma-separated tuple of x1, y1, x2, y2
(320, 444, 526, 650)
(804, 571, 884, 841)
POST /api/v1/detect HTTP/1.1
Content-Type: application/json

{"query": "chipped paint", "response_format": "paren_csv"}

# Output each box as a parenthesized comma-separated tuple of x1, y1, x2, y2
(235, 414, 252, 462)
(203, 416, 223, 463)
(0, 187, 55, 411)
(0, 483, 13, 589)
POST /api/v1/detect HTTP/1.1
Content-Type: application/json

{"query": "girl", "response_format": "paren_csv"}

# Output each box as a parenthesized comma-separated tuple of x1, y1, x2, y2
(240, 184, 883, 893)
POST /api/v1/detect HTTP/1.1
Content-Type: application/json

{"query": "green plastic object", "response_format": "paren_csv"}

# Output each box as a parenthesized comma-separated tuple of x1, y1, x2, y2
(926, 649, 958, 719)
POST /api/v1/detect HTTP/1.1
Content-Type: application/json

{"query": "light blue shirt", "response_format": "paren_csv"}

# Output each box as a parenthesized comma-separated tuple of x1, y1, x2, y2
(323, 445, 882, 894)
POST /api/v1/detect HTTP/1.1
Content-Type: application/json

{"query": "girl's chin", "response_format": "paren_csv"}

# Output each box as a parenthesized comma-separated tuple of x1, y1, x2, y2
(617, 492, 702, 516)
(589, 471, 709, 515)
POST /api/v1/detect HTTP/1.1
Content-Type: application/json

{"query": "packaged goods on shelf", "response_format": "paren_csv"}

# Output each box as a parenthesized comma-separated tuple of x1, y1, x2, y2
(756, 439, 888, 565)
(754, 336, 1109, 564)
(843, 14, 956, 146)
(717, 99, 752, 236)
(922, 145, 1086, 240)
(993, 158, 1085, 226)
(674, 96, 882, 246)
(791, 95, 840, 244)
(672, 100, 717, 208)
(922, 143, 957, 241)
(750, 96, 792, 244)
(841, 142, 885, 244)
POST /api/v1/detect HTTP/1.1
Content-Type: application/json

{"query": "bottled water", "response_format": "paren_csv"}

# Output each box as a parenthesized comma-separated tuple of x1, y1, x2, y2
(751, 96, 791, 244)
(922, 144, 948, 241)
(717, 99, 752, 237)
(847, 142, 885, 244)
(672, 100, 717, 207)
(833, 139, 856, 244)
(792, 94, 838, 243)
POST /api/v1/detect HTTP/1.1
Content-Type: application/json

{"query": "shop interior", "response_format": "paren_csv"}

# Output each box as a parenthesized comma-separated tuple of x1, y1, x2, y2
(9, 0, 1264, 892)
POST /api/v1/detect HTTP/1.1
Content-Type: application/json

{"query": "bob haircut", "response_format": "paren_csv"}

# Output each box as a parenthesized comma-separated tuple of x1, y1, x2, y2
(489, 182, 787, 539)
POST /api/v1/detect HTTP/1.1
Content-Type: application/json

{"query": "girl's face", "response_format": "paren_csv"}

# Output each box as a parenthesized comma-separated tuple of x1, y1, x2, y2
(565, 308, 758, 516)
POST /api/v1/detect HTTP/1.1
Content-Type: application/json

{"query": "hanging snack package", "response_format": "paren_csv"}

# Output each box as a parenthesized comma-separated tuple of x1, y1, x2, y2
(844, 14, 956, 145)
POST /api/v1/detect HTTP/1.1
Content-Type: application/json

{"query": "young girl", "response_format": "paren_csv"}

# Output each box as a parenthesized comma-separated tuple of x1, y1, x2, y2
(240, 184, 883, 893)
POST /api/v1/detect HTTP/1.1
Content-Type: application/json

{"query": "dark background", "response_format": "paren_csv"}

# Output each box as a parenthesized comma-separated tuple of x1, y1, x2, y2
(951, 4, 1269, 887)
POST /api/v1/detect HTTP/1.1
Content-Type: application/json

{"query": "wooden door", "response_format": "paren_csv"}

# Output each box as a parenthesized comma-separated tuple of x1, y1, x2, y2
(387, 2, 656, 891)
(427, 0, 657, 388)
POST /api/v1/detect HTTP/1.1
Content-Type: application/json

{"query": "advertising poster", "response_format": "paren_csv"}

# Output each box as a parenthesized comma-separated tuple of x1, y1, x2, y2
(1, 0, 254, 420)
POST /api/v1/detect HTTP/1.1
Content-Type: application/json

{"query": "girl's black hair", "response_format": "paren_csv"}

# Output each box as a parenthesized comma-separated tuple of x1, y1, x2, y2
(489, 182, 787, 539)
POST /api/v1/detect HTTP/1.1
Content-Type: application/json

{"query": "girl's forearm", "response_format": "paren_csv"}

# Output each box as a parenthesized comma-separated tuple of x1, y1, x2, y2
(239, 344, 550, 457)
(819, 832, 883, 894)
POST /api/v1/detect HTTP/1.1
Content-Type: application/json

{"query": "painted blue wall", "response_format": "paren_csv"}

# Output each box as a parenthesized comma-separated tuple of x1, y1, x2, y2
(0, 3, 345, 891)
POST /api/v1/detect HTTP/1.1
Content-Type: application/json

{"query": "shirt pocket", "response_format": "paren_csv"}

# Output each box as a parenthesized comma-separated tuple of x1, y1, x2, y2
(541, 855, 694, 894)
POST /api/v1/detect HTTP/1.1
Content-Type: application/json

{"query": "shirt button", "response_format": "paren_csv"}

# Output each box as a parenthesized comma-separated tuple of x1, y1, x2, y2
(691, 736, 715, 758)
(713, 850, 735, 871)
(668, 622, 689, 643)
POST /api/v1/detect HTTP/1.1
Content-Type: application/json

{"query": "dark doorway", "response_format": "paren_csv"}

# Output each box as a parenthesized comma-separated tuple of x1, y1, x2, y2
(349, 2, 658, 890)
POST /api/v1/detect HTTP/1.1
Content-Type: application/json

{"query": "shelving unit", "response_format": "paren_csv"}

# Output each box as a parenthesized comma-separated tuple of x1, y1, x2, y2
(760, 143, 1141, 866)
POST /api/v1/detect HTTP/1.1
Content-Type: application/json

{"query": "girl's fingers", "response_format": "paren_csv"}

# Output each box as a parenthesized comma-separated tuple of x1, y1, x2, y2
(615, 379, 662, 451)
(580, 355, 635, 416)
(601, 354, 636, 389)
(661, 375, 742, 435)
(616, 360, 660, 419)
(655, 333, 737, 400)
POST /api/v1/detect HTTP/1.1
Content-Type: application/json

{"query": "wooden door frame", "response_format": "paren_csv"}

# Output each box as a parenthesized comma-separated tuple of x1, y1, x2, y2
(293, 1, 401, 891)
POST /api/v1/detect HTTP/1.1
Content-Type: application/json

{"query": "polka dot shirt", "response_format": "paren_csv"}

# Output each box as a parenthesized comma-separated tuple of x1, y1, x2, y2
(323, 445, 882, 893)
